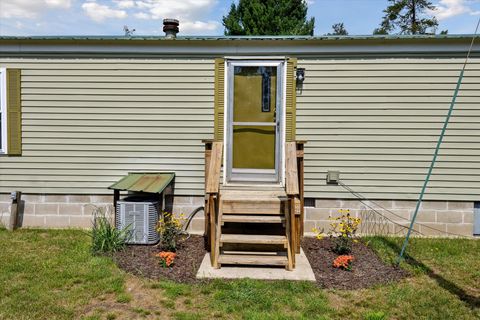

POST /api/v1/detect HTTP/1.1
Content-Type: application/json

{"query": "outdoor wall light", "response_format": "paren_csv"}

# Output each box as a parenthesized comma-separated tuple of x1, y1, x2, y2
(296, 68, 305, 84)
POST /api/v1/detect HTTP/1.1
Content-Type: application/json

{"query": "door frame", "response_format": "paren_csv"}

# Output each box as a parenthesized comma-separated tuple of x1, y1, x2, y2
(223, 59, 287, 186)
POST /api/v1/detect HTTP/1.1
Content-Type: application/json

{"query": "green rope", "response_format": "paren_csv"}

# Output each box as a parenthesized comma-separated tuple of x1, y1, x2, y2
(397, 19, 480, 265)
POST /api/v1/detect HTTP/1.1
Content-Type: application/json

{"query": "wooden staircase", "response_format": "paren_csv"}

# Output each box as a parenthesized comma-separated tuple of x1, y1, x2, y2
(218, 188, 290, 268)
(203, 140, 305, 271)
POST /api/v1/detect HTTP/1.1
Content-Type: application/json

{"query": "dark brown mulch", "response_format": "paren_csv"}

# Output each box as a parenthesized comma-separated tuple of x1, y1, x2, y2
(113, 235, 206, 284)
(302, 237, 409, 290)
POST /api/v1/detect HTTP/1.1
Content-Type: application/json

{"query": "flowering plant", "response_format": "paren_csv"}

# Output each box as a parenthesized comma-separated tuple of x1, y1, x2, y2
(328, 209, 360, 254)
(333, 255, 354, 271)
(156, 251, 177, 268)
(156, 212, 186, 252)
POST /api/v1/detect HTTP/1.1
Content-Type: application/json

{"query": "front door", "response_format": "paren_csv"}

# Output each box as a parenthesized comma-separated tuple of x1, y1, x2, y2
(226, 60, 285, 184)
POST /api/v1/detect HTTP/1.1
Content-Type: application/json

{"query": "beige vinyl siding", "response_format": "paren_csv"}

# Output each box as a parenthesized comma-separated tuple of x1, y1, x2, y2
(297, 57, 480, 201)
(0, 58, 214, 195)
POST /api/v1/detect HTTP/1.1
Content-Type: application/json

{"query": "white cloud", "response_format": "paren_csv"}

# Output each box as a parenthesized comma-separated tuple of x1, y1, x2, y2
(181, 20, 221, 33)
(82, 2, 127, 23)
(433, 0, 480, 20)
(115, 0, 221, 34)
(45, 0, 72, 8)
(134, 12, 150, 19)
(131, 0, 217, 20)
(0, 0, 71, 19)
(114, 0, 135, 9)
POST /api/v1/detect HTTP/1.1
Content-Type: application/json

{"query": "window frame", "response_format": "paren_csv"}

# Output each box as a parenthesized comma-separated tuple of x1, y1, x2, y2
(0, 68, 6, 154)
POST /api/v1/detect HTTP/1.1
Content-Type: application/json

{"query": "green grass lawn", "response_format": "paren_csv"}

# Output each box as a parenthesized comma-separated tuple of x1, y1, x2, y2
(0, 228, 478, 320)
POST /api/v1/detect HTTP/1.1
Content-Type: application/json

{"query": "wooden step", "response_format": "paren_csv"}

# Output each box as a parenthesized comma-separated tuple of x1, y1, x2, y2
(222, 199, 284, 214)
(220, 234, 287, 245)
(222, 214, 284, 224)
(219, 253, 288, 266)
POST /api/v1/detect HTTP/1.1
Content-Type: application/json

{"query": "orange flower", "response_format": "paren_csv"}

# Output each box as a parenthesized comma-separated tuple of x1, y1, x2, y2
(333, 255, 354, 270)
(156, 251, 177, 267)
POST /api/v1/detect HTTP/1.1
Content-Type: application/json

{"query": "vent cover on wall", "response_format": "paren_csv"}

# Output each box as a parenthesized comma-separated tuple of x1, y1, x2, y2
(116, 198, 160, 245)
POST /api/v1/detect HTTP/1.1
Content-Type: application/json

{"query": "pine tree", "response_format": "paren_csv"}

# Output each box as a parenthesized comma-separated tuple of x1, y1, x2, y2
(373, 0, 438, 35)
(327, 23, 348, 36)
(223, 0, 315, 36)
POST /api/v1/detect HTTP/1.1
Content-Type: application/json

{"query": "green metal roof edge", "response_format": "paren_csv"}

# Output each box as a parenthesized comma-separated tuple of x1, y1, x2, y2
(108, 172, 175, 194)
(0, 34, 477, 41)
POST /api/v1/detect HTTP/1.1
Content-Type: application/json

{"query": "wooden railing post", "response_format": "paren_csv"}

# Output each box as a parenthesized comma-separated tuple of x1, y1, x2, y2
(285, 142, 299, 268)
(203, 140, 214, 250)
(205, 141, 223, 268)
(296, 141, 306, 251)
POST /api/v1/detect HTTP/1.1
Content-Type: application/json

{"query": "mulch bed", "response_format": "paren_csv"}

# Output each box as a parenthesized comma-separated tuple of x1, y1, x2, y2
(302, 237, 409, 290)
(113, 235, 206, 284)
(113, 235, 408, 289)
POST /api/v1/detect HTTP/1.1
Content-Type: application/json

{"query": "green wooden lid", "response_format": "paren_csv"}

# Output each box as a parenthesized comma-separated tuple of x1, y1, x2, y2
(108, 172, 175, 194)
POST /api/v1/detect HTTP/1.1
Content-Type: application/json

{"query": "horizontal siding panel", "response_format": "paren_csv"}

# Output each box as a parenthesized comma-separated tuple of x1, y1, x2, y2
(296, 96, 478, 103)
(22, 88, 213, 96)
(23, 82, 214, 89)
(22, 132, 211, 140)
(298, 109, 480, 116)
(22, 76, 213, 83)
(23, 120, 212, 127)
(1, 162, 204, 170)
(22, 101, 213, 108)
(23, 94, 213, 102)
(23, 108, 213, 115)
(22, 69, 214, 76)
(23, 126, 213, 134)
(298, 56, 480, 200)
(24, 114, 212, 121)
(301, 77, 480, 84)
(0, 57, 214, 196)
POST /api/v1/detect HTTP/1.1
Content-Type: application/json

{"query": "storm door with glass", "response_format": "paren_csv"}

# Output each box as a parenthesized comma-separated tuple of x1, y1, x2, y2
(225, 60, 285, 184)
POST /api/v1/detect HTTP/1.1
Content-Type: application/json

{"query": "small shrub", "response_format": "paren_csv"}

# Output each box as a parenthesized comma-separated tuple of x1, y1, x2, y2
(156, 251, 177, 268)
(328, 209, 360, 254)
(333, 255, 354, 271)
(157, 212, 186, 252)
(90, 206, 131, 254)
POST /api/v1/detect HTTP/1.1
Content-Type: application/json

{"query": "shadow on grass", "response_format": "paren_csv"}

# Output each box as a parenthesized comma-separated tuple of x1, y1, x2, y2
(378, 237, 479, 311)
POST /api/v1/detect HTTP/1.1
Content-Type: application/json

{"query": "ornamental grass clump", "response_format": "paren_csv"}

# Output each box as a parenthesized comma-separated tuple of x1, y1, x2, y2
(90, 205, 131, 255)
(156, 212, 186, 252)
(329, 209, 361, 255)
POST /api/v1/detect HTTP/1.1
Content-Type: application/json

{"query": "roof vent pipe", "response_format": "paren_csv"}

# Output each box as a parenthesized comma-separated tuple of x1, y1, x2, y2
(163, 19, 179, 39)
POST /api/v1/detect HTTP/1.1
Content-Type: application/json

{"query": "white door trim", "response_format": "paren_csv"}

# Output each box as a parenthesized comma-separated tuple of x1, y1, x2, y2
(223, 59, 286, 186)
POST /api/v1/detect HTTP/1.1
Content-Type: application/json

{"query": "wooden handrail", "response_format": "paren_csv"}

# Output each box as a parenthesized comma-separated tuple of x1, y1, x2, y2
(203, 140, 222, 267)
(206, 141, 223, 194)
(285, 142, 299, 196)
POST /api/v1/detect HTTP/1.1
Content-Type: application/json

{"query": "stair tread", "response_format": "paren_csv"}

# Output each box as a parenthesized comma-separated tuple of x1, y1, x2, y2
(221, 234, 287, 244)
(222, 215, 284, 223)
(219, 253, 288, 266)
(221, 189, 287, 200)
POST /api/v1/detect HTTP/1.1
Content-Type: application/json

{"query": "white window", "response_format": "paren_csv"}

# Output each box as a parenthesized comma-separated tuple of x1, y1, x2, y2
(0, 68, 6, 154)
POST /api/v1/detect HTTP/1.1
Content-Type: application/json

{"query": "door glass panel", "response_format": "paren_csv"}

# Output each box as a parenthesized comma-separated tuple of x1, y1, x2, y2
(231, 66, 277, 171)
(233, 125, 275, 169)
(233, 66, 277, 123)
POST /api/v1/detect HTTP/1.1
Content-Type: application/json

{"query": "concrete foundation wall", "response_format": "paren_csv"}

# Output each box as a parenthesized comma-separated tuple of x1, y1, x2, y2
(0, 193, 206, 234)
(305, 199, 474, 237)
(0, 194, 475, 237)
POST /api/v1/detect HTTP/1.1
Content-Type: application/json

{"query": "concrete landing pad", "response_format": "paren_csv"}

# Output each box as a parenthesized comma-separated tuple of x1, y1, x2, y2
(196, 249, 316, 282)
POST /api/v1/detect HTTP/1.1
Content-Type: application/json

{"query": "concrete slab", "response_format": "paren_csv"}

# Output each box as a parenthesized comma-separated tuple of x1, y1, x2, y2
(196, 249, 316, 282)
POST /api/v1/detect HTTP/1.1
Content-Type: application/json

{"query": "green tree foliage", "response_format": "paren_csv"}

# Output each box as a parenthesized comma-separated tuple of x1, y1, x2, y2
(327, 22, 348, 36)
(373, 0, 438, 35)
(223, 0, 315, 36)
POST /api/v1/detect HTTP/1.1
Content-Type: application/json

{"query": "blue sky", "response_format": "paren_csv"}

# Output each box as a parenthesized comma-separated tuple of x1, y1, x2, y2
(0, 0, 479, 36)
